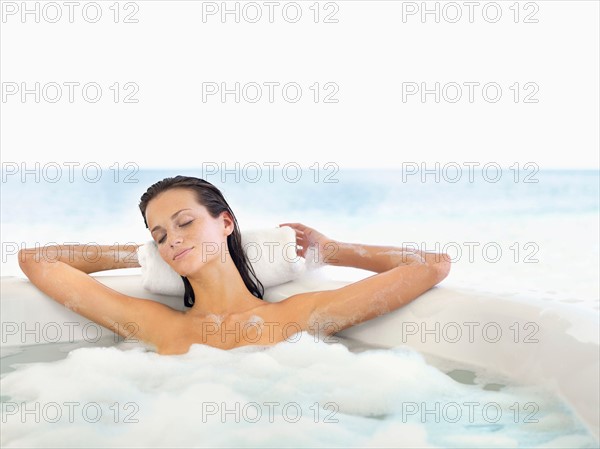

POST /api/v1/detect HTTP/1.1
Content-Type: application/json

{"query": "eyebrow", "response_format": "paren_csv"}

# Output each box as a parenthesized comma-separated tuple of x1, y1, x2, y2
(150, 208, 192, 234)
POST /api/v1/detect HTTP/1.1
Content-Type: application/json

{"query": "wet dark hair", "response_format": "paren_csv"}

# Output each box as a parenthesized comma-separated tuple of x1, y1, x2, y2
(138, 175, 264, 308)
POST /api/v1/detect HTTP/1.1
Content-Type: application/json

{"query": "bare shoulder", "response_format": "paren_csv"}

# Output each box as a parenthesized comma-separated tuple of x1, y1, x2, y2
(18, 257, 186, 353)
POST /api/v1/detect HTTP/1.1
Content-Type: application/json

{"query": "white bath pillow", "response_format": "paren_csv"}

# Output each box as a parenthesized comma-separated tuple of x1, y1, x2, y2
(136, 226, 306, 296)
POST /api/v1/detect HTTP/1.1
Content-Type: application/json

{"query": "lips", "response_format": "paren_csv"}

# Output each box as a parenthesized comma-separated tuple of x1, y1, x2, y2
(173, 247, 194, 261)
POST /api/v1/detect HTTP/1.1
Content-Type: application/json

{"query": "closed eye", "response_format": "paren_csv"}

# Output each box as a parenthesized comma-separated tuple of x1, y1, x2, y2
(157, 220, 194, 244)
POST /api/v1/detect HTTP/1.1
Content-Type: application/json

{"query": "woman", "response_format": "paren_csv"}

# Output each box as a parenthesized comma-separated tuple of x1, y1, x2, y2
(18, 175, 451, 355)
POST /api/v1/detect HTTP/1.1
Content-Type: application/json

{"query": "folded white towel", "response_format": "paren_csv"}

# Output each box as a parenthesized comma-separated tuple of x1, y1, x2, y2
(137, 226, 307, 296)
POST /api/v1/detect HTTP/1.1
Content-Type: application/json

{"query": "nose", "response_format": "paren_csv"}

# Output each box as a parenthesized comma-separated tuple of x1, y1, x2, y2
(168, 230, 184, 248)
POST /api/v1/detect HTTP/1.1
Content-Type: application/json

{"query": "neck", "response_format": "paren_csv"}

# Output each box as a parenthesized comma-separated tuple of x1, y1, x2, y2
(184, 255, 262, 317)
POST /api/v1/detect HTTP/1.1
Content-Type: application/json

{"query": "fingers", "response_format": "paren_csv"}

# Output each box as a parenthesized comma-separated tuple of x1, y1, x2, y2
(279, 222, 308, 231)
(279, 223, 306, 240)
(295, 232, 307, 248)
(297, 246, 306, 258)
(277, 224, 299, 252)
(279, 223, 312, 259)
(280, 223, 315, 242)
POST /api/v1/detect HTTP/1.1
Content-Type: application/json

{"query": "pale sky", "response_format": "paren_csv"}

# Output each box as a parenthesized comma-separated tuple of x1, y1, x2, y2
(1, 1, 598, 170)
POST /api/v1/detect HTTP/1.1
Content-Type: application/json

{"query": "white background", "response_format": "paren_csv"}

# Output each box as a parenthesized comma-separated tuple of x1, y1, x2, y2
(1, 0, 598, 170)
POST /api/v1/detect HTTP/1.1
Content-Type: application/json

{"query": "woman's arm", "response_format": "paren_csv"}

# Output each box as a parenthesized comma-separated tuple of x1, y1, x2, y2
(16, 242, 178, 350)
(18, 243, 143, 274)
(281, 222, 445, 273)
(279, 223, 451, 335)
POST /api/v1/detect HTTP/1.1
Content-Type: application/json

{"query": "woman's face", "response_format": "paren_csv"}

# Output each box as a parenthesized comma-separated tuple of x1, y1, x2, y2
(145, 188, 234, 276)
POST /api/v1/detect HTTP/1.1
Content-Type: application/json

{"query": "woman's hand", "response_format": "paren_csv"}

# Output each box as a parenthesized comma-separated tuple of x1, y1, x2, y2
(279, 223, 339, 265)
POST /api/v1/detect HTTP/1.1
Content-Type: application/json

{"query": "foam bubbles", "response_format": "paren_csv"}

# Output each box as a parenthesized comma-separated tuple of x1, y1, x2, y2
(1, 333, 597, 448)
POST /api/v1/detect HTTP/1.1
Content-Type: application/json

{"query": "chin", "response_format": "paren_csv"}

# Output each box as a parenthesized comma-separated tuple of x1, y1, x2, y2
(172, 259, 203, 278)
(163, 259, 188, 277)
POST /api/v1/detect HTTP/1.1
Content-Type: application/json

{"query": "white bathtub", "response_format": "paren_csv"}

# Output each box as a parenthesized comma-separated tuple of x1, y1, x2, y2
(1, 273, 598, 441)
